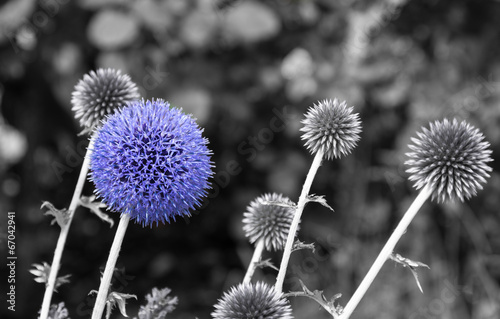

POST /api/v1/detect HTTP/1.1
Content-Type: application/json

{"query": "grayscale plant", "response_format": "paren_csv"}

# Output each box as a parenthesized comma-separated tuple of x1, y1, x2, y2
(405, 118, 493, 203)
(300, 98, 362, 160)
(211, 281, 294, 319)
(71, 68, 140, 129)
(242, 193, 295, 251)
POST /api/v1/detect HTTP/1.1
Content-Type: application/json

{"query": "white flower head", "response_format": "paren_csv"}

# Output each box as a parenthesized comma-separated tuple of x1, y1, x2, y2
(405, 119, 493, 203)
(71, 68, 140, 129)
(301, 99, 362, 160)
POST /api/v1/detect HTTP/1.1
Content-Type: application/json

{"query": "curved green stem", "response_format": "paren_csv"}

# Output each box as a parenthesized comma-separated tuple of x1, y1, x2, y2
(339, 184, 433, 319)
(275, 150, 323, 293)
(39, 137, 94, 319)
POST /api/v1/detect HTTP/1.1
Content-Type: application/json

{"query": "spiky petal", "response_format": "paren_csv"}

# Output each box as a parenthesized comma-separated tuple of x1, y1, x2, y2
(405, 118, 493, 203)
(211, 282, 294, 319)
(242, 193, 295, 251)
(71, 68, 140, 129)
(89, 99, 214, 227)
(300, 99, 362, 160)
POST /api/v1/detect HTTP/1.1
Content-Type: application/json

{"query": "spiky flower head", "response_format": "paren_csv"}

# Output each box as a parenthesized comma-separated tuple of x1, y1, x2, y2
(301, 98, 362, 160)
(405, 118, 493, 203)
(242, 193, 295, 251)
(211, 281, 294, 319)
(89, 99, 213, 226)
(71, 68, 140, 129)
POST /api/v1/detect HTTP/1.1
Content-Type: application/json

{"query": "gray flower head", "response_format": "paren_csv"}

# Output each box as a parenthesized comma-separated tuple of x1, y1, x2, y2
(211, 281, 294, 319)
(71, 68, 140, 129)
(405, 118, 493, 203)
(242, 193, 295, 251)
(300, 99, 362, 160)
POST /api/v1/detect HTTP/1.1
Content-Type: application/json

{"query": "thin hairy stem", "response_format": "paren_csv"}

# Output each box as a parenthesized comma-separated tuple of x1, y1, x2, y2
(91, 214, 130, 319)
(340, 184, 433, 319)
(275, 150, 323, 293)
(243, 239, 265, 284)
(39, 137, 94, 319)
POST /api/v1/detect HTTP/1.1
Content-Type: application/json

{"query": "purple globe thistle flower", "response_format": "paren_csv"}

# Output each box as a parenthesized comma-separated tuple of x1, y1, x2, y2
(89, 99, 213, 226)
(242, 193, 295, 251)
(405, 119, 493, 203)
(211, 282, 294, 319)
(300, 99, 362, 160)
(71, 68, 140, 129)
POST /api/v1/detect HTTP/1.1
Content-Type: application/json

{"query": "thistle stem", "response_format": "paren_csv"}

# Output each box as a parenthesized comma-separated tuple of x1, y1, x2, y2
(275, 150, 323, 293)
(339, 184, 433, 319)
(39, 137, 94, 319)
(243, 239, 265, 284)
(91, 214, 130, 319)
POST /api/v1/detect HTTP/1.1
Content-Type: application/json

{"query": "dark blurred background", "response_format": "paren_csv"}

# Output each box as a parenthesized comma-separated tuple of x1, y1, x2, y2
(1, 0, 500, 318)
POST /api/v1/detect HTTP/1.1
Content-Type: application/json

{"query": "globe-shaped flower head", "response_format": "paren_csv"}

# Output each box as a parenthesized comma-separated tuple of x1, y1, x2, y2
(405, 119, 493, 203)
(242, 193, 295, 251)
(90, 99, 213, 226)
(301, 99, 362, 160)
(212, 282, 294, 319)
(71, 68, 140, 129)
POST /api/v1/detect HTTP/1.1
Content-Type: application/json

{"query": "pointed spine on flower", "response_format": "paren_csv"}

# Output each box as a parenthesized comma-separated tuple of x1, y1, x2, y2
(405, 118, 493, 203)
(211, 281, 294, 319)
(71, 68, 140, 129)
(89, 99, 214, 226)
(242, 193, 295, 251)
(300, 98, 362, 160)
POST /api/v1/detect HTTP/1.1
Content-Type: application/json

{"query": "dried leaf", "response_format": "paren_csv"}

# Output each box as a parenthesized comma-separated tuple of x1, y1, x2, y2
(30, 262, 71, 292)
(292, 239, 316, 253)
(390, 253, 430, 293)
(255, 258, 278, 271)
(90, 290, 136, 319)
(39, 302, 70, 319)
(306, 194, 334, 212)
(41, 201, 70, 228)
(79, 195, 114, 227)
(109, 291, 137, 318)
(136, 287, 178, 319)
(285, 279, 341, 318)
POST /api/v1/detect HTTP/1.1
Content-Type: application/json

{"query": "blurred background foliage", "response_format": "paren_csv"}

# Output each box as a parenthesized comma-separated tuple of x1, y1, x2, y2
(1, 0, 500, 318)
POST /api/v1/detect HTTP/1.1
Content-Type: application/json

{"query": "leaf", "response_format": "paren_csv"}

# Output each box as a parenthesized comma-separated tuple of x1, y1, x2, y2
(285, 279, 341, 318)
(90, 290, 136, 319)
(41, 201, 70, 228)
(40, 302, 70, 319)
(390, 253, 430, 293)
(109, 291, 137, 319)
(255, 258, 278, 271)
(79, 195, 114, 227)
(306, 194, 334, 212)
(30, 262, 71, 292)
(292, 239, 316, 253)
(136, 287, 178, 319)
